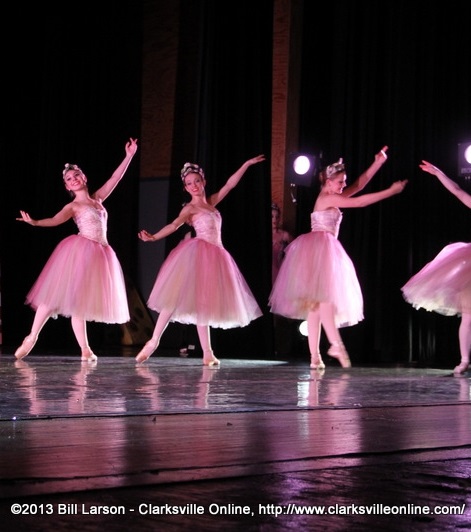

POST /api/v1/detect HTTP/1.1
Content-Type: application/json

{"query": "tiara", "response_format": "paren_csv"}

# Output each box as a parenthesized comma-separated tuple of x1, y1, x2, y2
(62, 163, 81, 176)
(181, 162, 205, 181)
(325, 158, 345, 179)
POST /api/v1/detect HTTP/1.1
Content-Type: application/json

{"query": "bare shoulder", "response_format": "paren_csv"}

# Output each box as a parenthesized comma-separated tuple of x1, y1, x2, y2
(313, 193, 328, 211)
(174, 203, 196, 224)
(61, 201, 78, 216)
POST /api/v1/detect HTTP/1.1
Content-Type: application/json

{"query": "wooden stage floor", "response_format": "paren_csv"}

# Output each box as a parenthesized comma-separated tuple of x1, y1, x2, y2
(0, 348, 470, 531)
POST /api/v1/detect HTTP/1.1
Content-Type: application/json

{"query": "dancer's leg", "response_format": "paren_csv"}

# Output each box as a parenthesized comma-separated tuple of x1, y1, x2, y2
(15, 304, 52, 359)
(307, 309, 325, 369)
(136, 309, 172, 363)
(454, 312, 471, 374)
(197, 325, 220, 366)
(319, 302, 351, 368)
(71, 317, 97, 361)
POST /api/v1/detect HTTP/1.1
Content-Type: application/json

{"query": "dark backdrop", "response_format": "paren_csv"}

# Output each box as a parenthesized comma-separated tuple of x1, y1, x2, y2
(3, 1, 470, 366)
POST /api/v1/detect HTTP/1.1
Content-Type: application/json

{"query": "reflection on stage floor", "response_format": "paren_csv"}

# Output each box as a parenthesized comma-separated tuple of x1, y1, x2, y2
(2, 355, 469, 419)
(0, 350, 470, 530)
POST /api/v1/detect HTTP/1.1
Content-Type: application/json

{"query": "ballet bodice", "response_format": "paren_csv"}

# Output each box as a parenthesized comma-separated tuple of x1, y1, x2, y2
(311, 209, 342, 238)
(192, 210, 223, 247)
(74, 205, 108, 245)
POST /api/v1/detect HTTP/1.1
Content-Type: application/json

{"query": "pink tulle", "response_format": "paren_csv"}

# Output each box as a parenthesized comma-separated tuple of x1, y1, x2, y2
(402, 242, 471, 316)
(269, 231, 364, 327)
(25, 234, 130, 323)
(147, 238, 262, 328)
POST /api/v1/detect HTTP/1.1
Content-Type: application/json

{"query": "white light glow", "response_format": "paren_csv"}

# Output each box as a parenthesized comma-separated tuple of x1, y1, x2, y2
(293, 156, 311, 175)
(299, 320, 308, 336)
(464, 145, 471, 164)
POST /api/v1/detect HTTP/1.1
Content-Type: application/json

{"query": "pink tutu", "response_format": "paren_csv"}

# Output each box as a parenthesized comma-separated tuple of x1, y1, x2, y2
(147, 237, 262, 329)
(269, 230, 364, 327)
(25, 234, 129, 323)
(402, 242, 471, 316)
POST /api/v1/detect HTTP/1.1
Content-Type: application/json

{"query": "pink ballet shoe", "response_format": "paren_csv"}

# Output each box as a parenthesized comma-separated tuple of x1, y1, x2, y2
(327, 341, 351, 368)
(15, 334, 38, 360)
(136, 340, 158, 363)
(82, 357, 97, 368)
(310, 352, 325, 370)
(81, 346, 98, 362)
(453, 360, 469, 375)
(203, 349, 220, 367)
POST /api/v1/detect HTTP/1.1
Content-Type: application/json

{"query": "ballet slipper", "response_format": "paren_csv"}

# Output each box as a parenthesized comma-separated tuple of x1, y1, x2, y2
(82, 357, 97, 368)
(327, 341, 351, 368)
(203, 349, 220, 367)
(15, 334, 38, 360)
(453, 360, 469, 375)
(81, 346, 98, 362)
(310, 352, 326, 370)
(136, 340, 158, 363)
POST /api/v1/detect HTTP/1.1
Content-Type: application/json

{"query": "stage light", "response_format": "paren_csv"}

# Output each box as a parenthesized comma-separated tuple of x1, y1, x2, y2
(458, 141, 471, 181)
(286, 153, 318, 187)
(299, 320, 308, 336)
(293, 155, 311, 175)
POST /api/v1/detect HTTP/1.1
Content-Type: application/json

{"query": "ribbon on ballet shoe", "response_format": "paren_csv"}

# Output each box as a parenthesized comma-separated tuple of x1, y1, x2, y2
(203, 350, 220, 367)
(310, 353, 326, 370)
(453, 360, 469, 375)
(81, 346, 98, 362)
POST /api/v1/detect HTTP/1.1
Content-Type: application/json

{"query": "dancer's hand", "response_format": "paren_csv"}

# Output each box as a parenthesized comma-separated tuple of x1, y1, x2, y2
(138, 229, 155, 242)
(389, 180, 408, 194)
(16, 211, 36, 225)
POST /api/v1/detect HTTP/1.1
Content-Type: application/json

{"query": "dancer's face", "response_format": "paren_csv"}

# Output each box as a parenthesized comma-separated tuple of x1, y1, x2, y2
(327, 173, 347, 194)
(184, 172, 206, 197)
(272, 209, 280, 229)
(63, 169, 87, 193)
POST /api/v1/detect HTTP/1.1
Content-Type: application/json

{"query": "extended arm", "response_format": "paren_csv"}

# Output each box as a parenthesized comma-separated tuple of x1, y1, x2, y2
(94, 138, 138, 201)
(209, 154, 265, 206)
(420, 160, 471, 209)
(138, 205, 192, 242)
(343, 146, 388, 197)
(328, 180, 408, 209)
(16, 203, 75, 227)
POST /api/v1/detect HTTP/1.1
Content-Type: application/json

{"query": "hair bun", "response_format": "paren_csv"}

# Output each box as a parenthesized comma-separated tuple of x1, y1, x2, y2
(325, 158, 345, 179)
(180, 162, 205, 181)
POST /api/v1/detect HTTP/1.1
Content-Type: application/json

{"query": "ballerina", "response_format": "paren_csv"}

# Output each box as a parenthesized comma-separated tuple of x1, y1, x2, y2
(14, 138, 138, 361)
(269, 146, 408, 369)
(136, 155, 265, 365)
(402, 160, 471, 375)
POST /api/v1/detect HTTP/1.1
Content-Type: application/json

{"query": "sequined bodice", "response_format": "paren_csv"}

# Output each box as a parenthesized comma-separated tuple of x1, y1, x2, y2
(311, 209, 342, 238)
(74, 206, 108, 245)
(192, 210, 223, 247)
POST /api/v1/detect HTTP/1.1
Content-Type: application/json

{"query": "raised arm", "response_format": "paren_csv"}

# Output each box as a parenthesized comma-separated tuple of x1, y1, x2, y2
(343, 146, 388, 197)
(16, 203, 75, 227)
(321, 180, 408, 210)
(420, 160, 471, 209)
(94, 138, 138, 201)
(209, 154, 265, 206)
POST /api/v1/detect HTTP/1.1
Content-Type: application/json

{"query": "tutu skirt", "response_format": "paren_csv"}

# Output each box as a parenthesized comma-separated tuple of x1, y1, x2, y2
(25, 234, 130, 323)
(147, 238, 262, 328)
(402, 242, 471, 316)
(269, 231, 364, 327)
